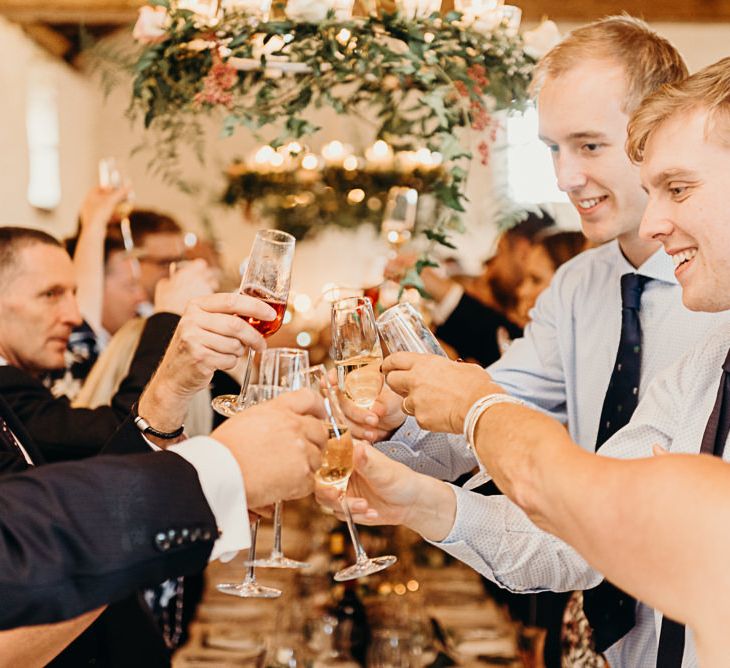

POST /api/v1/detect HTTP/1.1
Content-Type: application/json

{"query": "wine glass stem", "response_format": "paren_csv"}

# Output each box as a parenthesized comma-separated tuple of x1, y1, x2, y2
(243, 517, 260, 585)
(235, 348, 256, 409)
(339, 494, 369, 564)
(271, 501, 283, 558)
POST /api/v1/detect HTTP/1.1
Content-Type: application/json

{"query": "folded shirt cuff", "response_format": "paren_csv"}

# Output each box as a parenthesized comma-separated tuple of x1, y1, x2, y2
(168, 436, 250, 562)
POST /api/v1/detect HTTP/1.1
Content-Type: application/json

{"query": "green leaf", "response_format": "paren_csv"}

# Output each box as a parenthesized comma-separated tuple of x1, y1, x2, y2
(423, 229, 457, 249)
(434, 184, 466, 212)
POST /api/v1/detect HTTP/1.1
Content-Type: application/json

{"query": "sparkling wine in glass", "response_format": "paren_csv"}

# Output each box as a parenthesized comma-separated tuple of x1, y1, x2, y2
(331, 297, 384, 410)
(211, 229, 295, 418)
(216, 384, 284, 599)
(250, 347, 311, 570)
(305, 365, 396, 581)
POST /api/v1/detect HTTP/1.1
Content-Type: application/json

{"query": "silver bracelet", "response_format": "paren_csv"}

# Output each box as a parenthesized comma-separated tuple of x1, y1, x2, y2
(463, 393, 527, 455)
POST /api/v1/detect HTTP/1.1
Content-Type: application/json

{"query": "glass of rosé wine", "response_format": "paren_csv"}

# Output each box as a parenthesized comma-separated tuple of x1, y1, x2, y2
(211, 229, 295, 418)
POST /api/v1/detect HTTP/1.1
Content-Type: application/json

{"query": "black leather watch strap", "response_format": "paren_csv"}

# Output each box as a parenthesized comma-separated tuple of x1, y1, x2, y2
(131, 402, 185, 440)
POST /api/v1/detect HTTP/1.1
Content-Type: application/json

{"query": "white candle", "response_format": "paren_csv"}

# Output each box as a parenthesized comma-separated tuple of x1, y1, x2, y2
(365, 140, 394, 169)
(322, 140, 353, 166)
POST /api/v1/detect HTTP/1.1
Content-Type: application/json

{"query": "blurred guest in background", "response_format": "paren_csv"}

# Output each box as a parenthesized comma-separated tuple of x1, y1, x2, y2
(513, 230, 590, 327)
(419, 210, 555, 366)
(129, 209, 187, 311)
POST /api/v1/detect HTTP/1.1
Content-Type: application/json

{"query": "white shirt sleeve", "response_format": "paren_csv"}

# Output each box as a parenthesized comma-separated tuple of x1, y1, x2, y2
(427, 484, 603, 592)
(375, 417, 478, 480)
(168, 436, 250, 562)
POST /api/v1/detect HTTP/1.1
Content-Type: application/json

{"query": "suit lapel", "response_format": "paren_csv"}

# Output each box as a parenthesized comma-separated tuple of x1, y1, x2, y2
(0, 394, 45, 465)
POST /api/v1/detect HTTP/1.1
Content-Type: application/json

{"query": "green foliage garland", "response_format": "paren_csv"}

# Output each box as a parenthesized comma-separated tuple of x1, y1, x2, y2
(130, 1, 536, 247)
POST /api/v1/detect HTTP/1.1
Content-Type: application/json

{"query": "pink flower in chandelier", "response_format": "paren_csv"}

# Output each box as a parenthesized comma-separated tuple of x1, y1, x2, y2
(194, 53, 239, 108)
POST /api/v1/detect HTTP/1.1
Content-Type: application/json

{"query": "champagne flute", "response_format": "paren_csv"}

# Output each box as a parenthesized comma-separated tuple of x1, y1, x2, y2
(331, 297, 384, 411)
(98, 157, 136, 257)
(212, 229, 295, 418)
(305, 364, 397, 581)
(250, 347, 311, 569)
(376, 302, 448, 357)
(217, 384, 284, 599)
(381, 187, 418, 250)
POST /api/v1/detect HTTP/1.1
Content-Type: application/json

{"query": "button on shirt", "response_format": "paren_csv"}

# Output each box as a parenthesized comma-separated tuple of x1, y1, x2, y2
(375, 241, 729, 667)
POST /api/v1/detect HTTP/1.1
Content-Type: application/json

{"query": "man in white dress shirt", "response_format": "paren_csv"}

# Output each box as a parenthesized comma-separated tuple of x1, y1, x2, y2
(337, 17, 730, 668)
(329, 56, 730, 668)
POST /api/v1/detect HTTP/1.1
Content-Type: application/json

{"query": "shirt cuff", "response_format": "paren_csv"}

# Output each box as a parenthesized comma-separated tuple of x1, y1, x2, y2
(168, 436, 250, 562)
(430, 284, 464, 325)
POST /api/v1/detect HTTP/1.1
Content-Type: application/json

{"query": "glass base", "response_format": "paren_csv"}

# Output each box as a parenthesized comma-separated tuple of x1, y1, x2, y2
(247, 555, 311, 569)
(211, 394, 244, 418)
(216, 581, 282, 598)
(334, 555, 397, 582)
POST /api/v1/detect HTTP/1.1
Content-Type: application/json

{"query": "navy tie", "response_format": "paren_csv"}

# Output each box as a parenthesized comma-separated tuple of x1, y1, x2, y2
(655, 347, 730, 666)
(583, 273, 652, 653)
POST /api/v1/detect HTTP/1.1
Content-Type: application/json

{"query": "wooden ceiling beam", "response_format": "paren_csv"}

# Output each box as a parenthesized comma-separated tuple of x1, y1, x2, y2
(0, 0, 142, 24)
(2, 0, 729, 25)
(512, 0, 730, 23)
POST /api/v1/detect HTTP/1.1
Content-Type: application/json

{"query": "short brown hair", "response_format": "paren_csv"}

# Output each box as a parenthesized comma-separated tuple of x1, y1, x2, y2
(531, 16, 688, 115)
(0, 226, 62, 286)
(128, 210, 182, 246)
(626, 57, 730, 163)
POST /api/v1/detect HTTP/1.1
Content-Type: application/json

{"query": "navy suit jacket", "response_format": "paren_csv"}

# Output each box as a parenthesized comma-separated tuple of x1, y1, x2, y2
(0, 346, 214, 667)
(0, 313, 179, 462)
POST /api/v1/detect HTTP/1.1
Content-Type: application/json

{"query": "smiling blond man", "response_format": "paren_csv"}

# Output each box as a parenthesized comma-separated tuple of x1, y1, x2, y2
(336, 18, 730, 667)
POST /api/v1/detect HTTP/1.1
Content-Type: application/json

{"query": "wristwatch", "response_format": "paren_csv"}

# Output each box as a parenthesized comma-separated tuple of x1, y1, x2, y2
(131, 402, 185, 440)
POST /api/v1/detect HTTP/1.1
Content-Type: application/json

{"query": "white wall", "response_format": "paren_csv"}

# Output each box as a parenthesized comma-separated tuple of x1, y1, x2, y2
(0, 16, 99, 238)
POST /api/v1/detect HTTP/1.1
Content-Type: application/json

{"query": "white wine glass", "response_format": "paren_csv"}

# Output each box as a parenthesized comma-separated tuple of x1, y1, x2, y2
(381, 187, 418, 250)
(376, 302, 447, 357)
(212, 229, 295, 418)
(331, 297, 384, 411)
(250, 347, 311, 570)
(305, 364, 396, 581)
(216, 384, 284, 599)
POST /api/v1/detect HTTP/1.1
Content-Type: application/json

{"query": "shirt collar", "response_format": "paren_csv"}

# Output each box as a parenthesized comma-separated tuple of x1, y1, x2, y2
(608, 241, 677, 285)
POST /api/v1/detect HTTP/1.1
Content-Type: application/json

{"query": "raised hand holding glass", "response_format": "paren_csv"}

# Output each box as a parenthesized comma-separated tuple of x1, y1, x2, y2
(212, 229, 295, 418)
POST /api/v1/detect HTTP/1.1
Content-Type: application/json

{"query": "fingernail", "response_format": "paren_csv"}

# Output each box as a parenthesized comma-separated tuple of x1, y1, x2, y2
(366, 509, 379, 519)
(365, 415, 378, 426)
(365, 431, 376, 441)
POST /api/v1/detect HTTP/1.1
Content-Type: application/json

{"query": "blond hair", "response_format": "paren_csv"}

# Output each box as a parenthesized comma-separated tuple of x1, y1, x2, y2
(530, 15, 687, 115)
(627, 57, 730, 163)
(74, 318, 213, 437)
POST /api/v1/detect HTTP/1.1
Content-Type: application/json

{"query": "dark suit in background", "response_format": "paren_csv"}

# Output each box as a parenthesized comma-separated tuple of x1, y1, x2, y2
(0, 312, 179, 462)
(436, 293, 523, 368)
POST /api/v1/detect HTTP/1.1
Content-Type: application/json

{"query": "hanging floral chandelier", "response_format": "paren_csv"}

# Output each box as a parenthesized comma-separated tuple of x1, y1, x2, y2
(129, 0, 559, 247)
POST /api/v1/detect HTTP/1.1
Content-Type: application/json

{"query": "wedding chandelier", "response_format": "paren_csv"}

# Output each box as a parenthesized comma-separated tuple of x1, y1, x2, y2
(128, 0, 558, 247)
